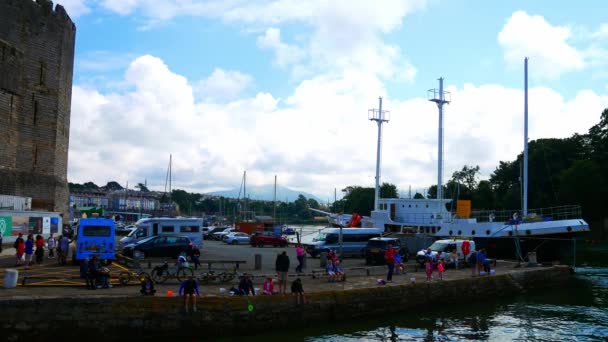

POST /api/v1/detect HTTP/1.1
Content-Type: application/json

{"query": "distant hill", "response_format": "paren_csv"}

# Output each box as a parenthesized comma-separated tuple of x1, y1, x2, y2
(207, 185, 323, 203)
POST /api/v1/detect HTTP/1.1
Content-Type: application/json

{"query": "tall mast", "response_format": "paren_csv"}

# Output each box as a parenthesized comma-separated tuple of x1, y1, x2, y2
(244, 171, 247, 220)
(368, 97, 390, 211)
(428, 78, 450, 213)
(523, 58, 529, 216)
(273, 174, 277, 224)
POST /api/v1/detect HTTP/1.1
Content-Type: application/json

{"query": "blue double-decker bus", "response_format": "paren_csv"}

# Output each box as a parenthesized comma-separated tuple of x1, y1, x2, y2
(75, 218, 116, 261)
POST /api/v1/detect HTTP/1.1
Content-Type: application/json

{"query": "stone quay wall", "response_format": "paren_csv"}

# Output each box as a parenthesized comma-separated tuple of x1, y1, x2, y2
(0, 266, 571, 341)
(0, 0, 76, 214)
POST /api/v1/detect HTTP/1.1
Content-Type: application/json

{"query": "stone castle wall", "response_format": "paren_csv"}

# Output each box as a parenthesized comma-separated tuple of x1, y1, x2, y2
(0, 266, 572, 341)
(0, 0, 75, 214)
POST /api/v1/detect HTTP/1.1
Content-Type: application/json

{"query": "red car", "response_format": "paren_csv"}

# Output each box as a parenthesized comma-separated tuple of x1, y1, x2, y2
(250, 232, 288, 248)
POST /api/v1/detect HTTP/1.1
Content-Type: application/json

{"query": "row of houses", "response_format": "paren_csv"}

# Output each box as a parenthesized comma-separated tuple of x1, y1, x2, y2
(68, 190, 175, 212)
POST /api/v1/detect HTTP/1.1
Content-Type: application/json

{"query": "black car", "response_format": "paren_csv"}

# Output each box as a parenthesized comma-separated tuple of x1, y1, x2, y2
(122, 235, 192, 259)
(364, 237, 402, 265)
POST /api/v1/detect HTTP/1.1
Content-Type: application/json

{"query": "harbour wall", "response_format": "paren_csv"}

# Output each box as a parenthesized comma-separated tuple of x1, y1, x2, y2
(0, 266, 571, 341)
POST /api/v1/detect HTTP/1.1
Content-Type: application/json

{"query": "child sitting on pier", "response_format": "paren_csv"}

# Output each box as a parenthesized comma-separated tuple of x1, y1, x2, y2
(326, 262, 336, 282)
(291, 278, 307, 305)
(262, 277, 274, 295)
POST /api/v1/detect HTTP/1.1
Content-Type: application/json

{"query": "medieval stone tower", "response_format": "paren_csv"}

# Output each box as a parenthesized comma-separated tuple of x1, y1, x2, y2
(0, 0, 75, 215)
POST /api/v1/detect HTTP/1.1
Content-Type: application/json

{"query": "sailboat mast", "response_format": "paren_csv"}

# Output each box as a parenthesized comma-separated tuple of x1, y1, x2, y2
(523, 58, 529, 216)
(273, 175, 277, 224)
(244, 171, 247, 220)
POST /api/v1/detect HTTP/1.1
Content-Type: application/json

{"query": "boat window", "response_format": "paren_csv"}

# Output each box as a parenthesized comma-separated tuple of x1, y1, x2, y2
(471, 230, 476, 235)
(325, 234, 339, 244)
(162, 225, 174, 233)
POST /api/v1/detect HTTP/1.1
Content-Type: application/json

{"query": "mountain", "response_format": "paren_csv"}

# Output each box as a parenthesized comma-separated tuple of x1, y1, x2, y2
(207, 185, 323, 203)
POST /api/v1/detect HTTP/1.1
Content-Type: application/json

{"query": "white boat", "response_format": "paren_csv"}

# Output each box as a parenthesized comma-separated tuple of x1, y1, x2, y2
(330, 70, 590, 261)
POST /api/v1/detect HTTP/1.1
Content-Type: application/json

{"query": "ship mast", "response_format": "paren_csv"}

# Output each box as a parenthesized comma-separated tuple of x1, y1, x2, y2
(428, 78, 450, 217)
(523, 58, 529, 216)
(368, 97, 390, 211)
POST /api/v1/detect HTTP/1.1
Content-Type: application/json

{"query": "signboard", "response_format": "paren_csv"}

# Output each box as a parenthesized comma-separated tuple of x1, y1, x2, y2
(43, 217, 51, 234)
(12, 216, 28, 235)
(0, 216, 12, 237)
(51, 217, 59, 234)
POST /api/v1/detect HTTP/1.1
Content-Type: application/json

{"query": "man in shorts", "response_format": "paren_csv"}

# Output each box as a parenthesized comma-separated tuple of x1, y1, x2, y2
(275, 251, 290, 295)
(178, 276, 200, 313)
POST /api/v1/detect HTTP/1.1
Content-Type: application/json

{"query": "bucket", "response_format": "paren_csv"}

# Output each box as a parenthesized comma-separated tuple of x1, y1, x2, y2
(490, 269, 496, 275)
(4, 269, 18, 289)
(410, 277, 416, 284)
(254, 288, 260, 295)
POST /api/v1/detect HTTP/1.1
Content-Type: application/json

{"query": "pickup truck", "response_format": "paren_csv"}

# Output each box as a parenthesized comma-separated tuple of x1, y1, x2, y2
(250, 232, 288, 248)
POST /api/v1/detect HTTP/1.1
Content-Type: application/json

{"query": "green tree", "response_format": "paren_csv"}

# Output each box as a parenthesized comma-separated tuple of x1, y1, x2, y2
(104, 181, 123, 191)
(83, 182, 99, 190)
(380, 183, 398, 198)
(136, 183, 150, 192)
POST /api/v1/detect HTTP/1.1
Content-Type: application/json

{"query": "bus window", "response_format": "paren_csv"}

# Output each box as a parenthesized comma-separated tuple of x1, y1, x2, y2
(180, 225, 200, 233)
(161, 225, 174, 233)
(82, 225, 111, 237)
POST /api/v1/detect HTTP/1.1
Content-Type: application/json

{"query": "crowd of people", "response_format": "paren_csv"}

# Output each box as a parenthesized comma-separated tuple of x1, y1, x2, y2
(12, 231, 72, 268)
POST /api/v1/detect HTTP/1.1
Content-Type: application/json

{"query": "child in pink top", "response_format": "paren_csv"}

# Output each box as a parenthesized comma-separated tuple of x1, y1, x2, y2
(262, 277, 274, 295)
(437, 259, 445, 280)
(425, 257, 433, 282)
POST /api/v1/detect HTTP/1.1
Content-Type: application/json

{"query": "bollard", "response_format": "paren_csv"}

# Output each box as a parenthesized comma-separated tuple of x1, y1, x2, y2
(320, 252, 328, 268)
(254, 254, 262, 270)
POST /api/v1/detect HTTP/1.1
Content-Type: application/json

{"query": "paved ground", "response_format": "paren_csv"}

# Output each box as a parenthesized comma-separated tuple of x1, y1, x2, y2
(0, 239, 532, 298)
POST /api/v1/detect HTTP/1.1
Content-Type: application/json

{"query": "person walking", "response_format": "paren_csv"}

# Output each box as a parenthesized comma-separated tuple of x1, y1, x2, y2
(58, 235, 70, 265)
(191, 246, 201, 270)
(425, 256, 434, 282)
(34, 234, 44, 264)
(24, 234, 34, 268)
(384, 243, 396, 282)
(275, 251, 290, 295)
(15, 236, 25, 266)
(47, 233, 57, 258)
(295, 244, 305, 273)
(469, 250, 478, 277)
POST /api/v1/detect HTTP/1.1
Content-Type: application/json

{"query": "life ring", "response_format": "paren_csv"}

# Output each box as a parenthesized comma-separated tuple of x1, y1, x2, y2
(461, 240, 471, 256)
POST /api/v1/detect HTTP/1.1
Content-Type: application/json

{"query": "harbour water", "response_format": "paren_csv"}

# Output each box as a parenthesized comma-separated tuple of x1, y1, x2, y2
(227, 240, 608, 342)
(232, 266, 607, 341)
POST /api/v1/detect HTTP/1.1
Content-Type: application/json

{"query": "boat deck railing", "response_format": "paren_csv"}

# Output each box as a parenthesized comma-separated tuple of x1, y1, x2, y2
(467, 205, 583, 223)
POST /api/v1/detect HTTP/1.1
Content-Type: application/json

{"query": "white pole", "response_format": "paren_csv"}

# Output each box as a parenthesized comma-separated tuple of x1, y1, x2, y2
(523, 58, 529, 216)
(374, 97, 383, 211)
(437, 78, 444, 203)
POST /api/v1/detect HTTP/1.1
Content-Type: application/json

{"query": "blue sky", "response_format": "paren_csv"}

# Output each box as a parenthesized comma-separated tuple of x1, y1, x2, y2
(58, 0, 608, 201)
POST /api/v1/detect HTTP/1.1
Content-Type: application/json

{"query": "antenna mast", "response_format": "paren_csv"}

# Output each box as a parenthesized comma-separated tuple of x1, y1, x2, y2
(368, 97, 390, 211)
(428, 78, 451, 214)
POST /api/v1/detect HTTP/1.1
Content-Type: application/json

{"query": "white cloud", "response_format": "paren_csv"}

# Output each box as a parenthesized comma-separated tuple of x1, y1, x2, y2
(256, 28, 306, 68)
(55, 0, 91, 17)
(195, 68, 254, 101)
(498, 11, 585, 79)
(69, 55, 608, 200)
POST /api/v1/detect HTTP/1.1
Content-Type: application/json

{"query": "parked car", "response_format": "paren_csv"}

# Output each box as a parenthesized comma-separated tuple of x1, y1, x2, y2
(121, 235, 192, 259)
(363, 237, 401, 265)
(223, 232, 250, 245)
(211, 227, 234, 241)
(250, 231, 288, 248)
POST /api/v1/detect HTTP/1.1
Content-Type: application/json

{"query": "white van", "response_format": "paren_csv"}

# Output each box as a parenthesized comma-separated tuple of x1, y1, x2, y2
(304, 227, 383, 258)
(119, 218, 204, 249)
(415, 239, 476, 266)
